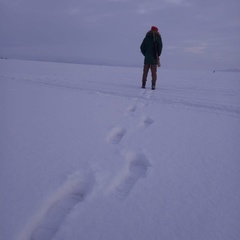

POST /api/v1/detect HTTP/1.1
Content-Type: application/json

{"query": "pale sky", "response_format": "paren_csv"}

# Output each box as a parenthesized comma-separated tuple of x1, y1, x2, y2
(0, 0, 240, 70)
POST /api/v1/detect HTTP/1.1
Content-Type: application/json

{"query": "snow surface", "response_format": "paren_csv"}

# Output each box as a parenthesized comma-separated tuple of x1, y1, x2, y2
(0, 59, 240, 240)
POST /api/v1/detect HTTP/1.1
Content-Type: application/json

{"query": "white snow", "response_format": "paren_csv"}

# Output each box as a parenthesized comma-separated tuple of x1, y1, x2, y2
(0, 59, 240, 240)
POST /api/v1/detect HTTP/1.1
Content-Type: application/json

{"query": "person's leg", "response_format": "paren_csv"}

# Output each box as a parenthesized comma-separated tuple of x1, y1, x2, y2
(150, 64, 157, 89)
(142, 64, 150, 88)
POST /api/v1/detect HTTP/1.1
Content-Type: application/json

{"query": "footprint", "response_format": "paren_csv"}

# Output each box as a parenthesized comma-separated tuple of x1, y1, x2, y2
(20, 170, 95, 240)
(127, 104, 137, 113)
(140, 116, 154, 128)
(107, 126, 127, 144)
(128, 152, 150, 178)
(109, 152, 151, 200)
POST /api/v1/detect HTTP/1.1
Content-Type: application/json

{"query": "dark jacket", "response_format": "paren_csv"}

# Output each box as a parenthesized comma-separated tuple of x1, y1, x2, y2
(140, 31, 163, 65)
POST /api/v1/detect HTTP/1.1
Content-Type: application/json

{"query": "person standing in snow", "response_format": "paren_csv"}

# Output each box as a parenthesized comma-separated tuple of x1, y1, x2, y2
(140, 26, 163, 90)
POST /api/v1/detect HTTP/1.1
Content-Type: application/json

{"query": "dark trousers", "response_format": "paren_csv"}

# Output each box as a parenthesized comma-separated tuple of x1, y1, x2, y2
(142, 64, 157, 86)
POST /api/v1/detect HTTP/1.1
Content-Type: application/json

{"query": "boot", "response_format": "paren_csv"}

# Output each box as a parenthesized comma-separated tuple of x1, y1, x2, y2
(142, 81, 146, 89)
(151, 65, 157, 90)
(152, 81, 156, 90)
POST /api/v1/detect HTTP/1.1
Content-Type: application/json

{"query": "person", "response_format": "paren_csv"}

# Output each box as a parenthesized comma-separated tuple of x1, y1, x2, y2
(140, 26, 163, 90)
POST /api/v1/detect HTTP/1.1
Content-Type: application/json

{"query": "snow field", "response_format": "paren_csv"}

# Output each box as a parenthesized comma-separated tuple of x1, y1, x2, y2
(0, 59, 240, 240)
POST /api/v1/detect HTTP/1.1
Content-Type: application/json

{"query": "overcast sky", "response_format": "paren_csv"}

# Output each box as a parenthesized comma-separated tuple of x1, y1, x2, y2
(0, 0, 240, 70)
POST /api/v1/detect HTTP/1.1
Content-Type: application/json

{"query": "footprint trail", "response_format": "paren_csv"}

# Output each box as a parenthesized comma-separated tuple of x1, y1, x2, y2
(106, 89, 155, 199)
(19, 170, 95, 240)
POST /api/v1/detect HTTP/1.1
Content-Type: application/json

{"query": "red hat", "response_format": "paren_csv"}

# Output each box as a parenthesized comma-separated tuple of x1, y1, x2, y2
(151, 26, 158, 32)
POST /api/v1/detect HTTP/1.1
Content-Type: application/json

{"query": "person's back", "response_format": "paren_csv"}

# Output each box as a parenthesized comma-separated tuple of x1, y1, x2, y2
(140, 26, 163, 90)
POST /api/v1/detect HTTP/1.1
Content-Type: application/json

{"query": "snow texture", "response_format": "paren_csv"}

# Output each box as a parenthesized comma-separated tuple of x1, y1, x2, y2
(0, 59, 240, 240)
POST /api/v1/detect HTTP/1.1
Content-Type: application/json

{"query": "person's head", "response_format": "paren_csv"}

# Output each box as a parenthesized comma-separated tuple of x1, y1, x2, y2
(151, 26, 158, 32)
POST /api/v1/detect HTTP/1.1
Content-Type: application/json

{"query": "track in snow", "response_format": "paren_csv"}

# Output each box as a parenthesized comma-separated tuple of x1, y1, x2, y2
(106, 89, 154, 199)
(5, 74, 240, 118)
(19, 171, 95, 240)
